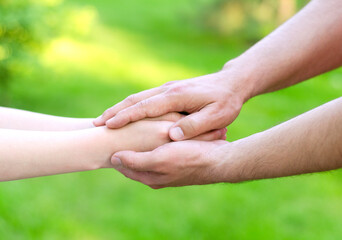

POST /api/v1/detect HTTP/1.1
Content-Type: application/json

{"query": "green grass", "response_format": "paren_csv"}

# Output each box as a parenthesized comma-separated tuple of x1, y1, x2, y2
(1, 0, 342, 239)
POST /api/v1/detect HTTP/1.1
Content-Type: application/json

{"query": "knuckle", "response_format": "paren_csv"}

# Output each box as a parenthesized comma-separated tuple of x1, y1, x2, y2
(113, 109, 129, 123)
(163, 96, 178, 111)
(162, 80, 177, 87)
(125, 94, 138, 105)
(232, 100, 243, 114)
(182, 118, 199, 135)
(134, 101, 150, 117)
(122, 106, 140, 121)
(137, 99, 149, 108)
(217, 111, 227, 123)
(167, 84, 186, 95)
(212, 106, 229, 125)
(162, 82, 172, 87)
(103, 108, 113, 117)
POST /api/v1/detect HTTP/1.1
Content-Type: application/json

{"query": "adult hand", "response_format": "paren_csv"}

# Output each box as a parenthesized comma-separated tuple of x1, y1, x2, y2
(111, 140, 229, 189)
(93, 67, 250, 141)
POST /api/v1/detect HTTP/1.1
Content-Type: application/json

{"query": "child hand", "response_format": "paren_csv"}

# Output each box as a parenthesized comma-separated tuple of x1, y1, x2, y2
(114, 112, 227, 152)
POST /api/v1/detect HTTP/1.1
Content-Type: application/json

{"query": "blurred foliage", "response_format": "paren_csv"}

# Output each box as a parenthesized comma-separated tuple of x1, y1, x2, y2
(0, 0, 55, 103)
(201, 0, 309, 42)
(0, 0, 96, 104)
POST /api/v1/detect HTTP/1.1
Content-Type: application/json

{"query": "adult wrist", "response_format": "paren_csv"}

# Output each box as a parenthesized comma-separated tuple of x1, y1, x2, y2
(205, 141, 241, 184)
(220, 56, 263, 103)
(211, 139, 253, 184)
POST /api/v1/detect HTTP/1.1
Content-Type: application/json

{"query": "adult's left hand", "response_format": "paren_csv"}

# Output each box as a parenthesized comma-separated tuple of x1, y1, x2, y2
(111, 140, 229, 188)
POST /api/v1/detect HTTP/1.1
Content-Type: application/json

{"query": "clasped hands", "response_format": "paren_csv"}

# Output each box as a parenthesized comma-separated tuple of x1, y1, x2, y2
(93, 70, 245, 189)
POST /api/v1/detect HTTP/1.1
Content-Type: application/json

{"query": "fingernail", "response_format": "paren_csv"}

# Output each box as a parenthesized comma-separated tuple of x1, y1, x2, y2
(221, 134, 227, 140)
(111, 156, 122, 166)
(170, 127, 184, 140)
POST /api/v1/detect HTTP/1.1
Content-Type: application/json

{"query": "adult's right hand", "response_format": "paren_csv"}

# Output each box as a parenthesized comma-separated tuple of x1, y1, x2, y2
(94, 66, 251, 141)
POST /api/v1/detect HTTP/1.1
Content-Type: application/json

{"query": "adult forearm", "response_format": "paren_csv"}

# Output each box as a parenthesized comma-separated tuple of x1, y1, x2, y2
(0, 107, 94, 131)
(218, 97, 342, 183)
(223, 0, 342, 101)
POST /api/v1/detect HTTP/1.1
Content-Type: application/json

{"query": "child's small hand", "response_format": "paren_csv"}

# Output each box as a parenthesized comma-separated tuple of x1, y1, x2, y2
(113, 112, 227, 153)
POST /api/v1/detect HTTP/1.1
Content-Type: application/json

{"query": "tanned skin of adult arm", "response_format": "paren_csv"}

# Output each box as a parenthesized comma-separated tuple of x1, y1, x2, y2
(226, 0, 342, 100)
(217, 98, 342, 183)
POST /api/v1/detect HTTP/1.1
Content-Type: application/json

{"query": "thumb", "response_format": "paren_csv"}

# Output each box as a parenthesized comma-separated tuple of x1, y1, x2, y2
(112, 151, 156, 171)
(169, 106, 222, 141)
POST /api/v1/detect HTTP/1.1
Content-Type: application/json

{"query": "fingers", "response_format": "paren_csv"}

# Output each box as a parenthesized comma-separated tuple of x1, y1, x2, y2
(93, 87, 164, 126)
(145, 112, 185, 122)
(105, 93, 182, 128)
(112, 151, 167, 188)
(191, 128, 227, 141)
(115, 166, 165, 189)
(115, 167, 144, 182)
(112, 151, 157, 172)
(169, 105, 225, 141)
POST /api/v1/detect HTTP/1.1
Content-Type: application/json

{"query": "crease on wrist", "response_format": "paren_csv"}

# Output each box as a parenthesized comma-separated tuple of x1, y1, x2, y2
(220, 58, 257, 103)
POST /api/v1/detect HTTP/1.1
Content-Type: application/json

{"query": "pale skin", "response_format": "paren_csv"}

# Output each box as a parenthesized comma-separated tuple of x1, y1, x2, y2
(0, 108, 226, 181)
(94, 0, 342, 187)
(0, 106, 95, 131)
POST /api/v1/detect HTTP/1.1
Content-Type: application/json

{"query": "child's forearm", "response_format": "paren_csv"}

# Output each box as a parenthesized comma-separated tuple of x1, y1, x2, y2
(0, 116, 180, 181)
(0, 127, 118, 181)
(0, 107, 94, 131)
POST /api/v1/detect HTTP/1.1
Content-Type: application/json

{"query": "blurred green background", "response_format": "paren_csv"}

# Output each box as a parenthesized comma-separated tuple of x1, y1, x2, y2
(1, 0, 342, 239)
